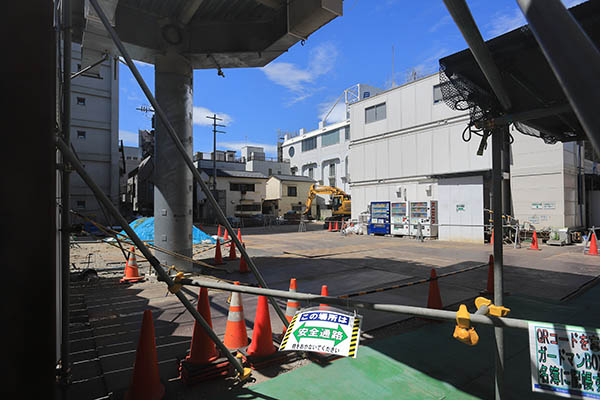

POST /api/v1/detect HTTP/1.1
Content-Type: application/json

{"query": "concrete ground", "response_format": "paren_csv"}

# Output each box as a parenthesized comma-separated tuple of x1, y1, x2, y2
(67, 222, 599, 399)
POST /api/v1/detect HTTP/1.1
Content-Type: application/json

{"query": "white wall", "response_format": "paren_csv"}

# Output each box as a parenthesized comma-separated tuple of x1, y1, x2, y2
(70, 43, 119, 224)
(511, 133, 568, 228)
(281, 120, 350, 193)
(246, 159, 290, 176)
(438, 176, 484, 243)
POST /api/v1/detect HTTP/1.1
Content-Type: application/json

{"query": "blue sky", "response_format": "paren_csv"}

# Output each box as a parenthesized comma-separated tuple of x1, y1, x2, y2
(118, 0, 585, 156)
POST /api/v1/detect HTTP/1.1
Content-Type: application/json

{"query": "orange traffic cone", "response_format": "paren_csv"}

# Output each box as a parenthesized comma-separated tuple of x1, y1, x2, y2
(328, 221, 332, 232)
(237, 228, 242, 242)
(239, 243, 249, 273)
(224, 282, 249, 349)
(427, 269, 442, 309)
(319, 285, 329, 308)
(247, 296, 277, 357)
(587, 232, 599, 256)
(213, 239, 224, 265)
(334, 221, 339, 231)
(185, 287, 219, 364)
(489, 229, 494, 246)
(124, 310, 164, 400)
(223, 228, 229, 246)
(528, 230, 541, 251)
(283, 278, 299, 335)
(486, 255, 494, 295)
(121, 247, 144, 283)
(217, 225, 222, 237)
(228, 238, 237, 260)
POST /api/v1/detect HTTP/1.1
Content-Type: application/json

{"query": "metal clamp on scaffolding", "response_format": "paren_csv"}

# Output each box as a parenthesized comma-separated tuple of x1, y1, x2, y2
(475, 296, 510, 317)
(453, 304, 479, 346)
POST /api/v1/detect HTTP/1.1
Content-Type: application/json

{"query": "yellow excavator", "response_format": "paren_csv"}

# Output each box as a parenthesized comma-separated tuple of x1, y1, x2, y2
(303, 184, 351, 225)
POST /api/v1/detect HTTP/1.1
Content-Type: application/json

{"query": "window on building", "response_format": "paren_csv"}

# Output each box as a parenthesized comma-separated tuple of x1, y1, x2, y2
(433, 84, 444, 104)
(301, 136, 317, 152)
(345, 126, 350, 140)
(268, 168, 273, 176)
(77, 64, 82, 71)
(329, 163, 336, 177)
(126, 156, 132, 160)
(291, 167, 298, 175)
(365, 102, 386, 123)
(76, 97, 86, 105)
(287, 186, 297, 197)
(77, 130, 86, 139)
(308, 167, 314, 179)
(321, 129, 340, 147)
(235, 204, 262, 212)
(288, 146, 295, 157)
(76, 200, 86, 208)
(230, 183, 255, 192)
(329, 178, 336, 187)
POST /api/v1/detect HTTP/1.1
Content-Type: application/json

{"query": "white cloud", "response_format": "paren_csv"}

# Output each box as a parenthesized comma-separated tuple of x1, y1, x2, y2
(487, 8, 526, 37)
(193, 106, 233, 126)
(218, 141, 278, 155)
(133, 59, 153, 68)
(429, 15, 452, 33)
(563, 0, 586, 8)
(486, 1, 585, 38)
(318, 98, 347, 124)
(119, 130, 139, 146)
(262, 42, 339, 103)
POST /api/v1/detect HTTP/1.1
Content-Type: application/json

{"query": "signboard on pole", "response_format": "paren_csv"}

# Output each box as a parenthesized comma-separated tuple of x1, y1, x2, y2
(529, 322, 600, 399)
(279, 307, 362, 358)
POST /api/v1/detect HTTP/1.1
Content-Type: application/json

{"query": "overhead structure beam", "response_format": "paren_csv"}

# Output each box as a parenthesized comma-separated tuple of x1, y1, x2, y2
(515, 0, 600, 156)
(87, 0, 290, 327)
(178, 0, 205, 25)
(442, 0, 512, 111)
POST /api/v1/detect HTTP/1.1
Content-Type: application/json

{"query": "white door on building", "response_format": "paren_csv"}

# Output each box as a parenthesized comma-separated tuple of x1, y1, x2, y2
(438, 176, 484, 243)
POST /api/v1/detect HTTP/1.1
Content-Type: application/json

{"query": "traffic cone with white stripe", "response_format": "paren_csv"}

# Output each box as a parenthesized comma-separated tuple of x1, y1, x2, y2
(224, 282, 249, 349)
(282, 278, 299, 335)
(120, 246, 144, 283)
(217, 225, 222, 238)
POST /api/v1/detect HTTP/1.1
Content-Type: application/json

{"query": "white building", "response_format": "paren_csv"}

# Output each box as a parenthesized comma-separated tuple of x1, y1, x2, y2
(280, 84, 382, 195)
(195, 168, 268, 220)
(349, 73, 592, 242)
(70, 43, 119, 225)
(241, 145, 290, 176)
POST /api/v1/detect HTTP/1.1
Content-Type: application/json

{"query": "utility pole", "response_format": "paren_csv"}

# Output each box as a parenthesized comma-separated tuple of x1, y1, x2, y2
(206, 114, 226, 194)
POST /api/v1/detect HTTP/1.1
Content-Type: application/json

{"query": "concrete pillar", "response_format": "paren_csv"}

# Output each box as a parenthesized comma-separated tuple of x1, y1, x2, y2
(154, 52, 193, 272)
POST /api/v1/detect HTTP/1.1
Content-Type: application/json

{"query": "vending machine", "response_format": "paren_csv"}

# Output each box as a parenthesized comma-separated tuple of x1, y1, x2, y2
(409, 200, 438, 237)
(391, 202, 410, 236)
(368, 201, 390, 235)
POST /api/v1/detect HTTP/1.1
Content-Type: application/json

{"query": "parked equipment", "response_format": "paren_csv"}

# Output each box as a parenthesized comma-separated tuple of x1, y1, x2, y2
(304, 184, 351, 226)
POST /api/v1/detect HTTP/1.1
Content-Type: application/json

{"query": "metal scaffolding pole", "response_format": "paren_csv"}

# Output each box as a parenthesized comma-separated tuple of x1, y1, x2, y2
(87, 0, 289, 327)
(492, 126, 505, 400)
(60, 0, 72, 393)
(442, 0, 512, 111)
(179, 278, 531, 330)
(516, 0, 600, 156)
(55, 137, 246, 377)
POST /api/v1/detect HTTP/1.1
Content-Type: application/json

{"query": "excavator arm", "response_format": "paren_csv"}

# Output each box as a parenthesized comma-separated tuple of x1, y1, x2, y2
(303, 183, 350, 215)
